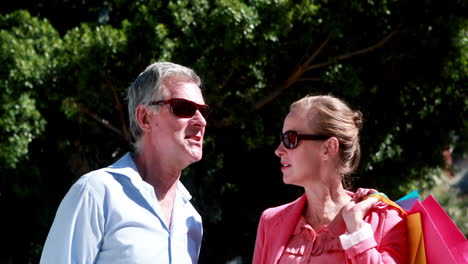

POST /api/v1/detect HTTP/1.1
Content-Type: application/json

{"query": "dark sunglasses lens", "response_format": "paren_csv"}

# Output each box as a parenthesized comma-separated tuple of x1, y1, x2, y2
(171, 100, 208, 118)
(172, 100, 197, 117)
(199, 106, 208, 118)
(284, 131, 298, 149)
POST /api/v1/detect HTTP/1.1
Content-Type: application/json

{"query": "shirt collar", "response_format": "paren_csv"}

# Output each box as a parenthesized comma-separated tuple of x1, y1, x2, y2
(103, 152, 192, 202)
(176, 181, 192, 203)
(103, 152, 142, 184)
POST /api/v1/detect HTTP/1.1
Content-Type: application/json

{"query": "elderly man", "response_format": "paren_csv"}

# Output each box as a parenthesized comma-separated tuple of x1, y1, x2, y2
(40, 62, 208, 263)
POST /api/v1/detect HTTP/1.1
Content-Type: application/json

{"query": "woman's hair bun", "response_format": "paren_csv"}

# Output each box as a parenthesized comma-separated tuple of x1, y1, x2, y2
(353, 110, 363, 130)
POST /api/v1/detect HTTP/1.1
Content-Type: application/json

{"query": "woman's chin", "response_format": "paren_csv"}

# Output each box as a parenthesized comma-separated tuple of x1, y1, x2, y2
(282, 175, 294, 185)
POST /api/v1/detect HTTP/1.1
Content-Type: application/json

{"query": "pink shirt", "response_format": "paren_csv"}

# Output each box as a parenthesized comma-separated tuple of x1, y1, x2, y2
(278, 215, 346, 263)
(253, 193, 407, 264)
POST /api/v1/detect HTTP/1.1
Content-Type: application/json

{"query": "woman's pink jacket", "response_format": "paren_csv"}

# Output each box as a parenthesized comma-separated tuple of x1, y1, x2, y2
(253, 194, 407, 264)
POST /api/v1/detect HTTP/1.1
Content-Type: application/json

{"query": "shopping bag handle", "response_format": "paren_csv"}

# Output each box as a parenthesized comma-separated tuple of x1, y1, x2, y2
(365, 192, 408, 215)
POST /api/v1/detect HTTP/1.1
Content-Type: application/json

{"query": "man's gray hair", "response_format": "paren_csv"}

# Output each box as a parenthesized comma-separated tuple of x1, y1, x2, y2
(127, 62, 201, 151)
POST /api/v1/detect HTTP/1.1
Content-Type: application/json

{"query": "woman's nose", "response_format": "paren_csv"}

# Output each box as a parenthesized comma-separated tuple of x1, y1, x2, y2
(274, 142, 285, 157)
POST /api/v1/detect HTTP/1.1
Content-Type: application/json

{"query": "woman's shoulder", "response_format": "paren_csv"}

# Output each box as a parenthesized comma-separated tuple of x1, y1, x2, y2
(350, 190, 407, 224)
(260, 194, 307, 220)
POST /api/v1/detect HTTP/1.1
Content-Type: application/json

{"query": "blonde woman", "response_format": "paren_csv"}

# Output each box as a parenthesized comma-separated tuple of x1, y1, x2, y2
(253, 95, 407, 264)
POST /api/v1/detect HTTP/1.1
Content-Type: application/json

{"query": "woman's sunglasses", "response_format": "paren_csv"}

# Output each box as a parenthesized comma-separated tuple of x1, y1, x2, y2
(280, 130, 330, 149)
(150, 98, 209, 118)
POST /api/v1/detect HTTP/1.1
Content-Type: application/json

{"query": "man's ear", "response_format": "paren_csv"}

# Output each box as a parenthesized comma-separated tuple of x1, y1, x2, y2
(323, 137, 340, 159)
(135, 104, 153, 133)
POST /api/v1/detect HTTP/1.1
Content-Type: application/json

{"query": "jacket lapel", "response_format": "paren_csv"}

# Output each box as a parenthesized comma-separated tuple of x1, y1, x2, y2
(268, 195, 307, 263)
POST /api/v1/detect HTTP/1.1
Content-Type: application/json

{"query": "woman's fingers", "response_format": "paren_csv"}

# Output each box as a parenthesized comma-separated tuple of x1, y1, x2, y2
(342, 197, 378, 233)
(357, 196, 379, 212)
(353, 188, 379, 202)
(343, 188, 381, 232)
(344, 197, 378, 218)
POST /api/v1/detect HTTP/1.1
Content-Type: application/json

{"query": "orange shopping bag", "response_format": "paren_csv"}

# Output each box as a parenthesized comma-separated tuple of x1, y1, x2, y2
(395, 190, 426, 264)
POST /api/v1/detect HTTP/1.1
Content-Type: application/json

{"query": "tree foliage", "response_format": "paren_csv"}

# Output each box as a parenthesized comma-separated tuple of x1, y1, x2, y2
(0, 0, 467, 262)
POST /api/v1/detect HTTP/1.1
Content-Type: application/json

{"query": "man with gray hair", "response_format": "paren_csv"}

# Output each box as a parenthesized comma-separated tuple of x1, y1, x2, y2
(40, 62, 208, 263)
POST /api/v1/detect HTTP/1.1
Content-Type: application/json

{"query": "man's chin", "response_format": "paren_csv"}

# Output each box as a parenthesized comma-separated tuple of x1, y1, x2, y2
(187, 150, 203, 163)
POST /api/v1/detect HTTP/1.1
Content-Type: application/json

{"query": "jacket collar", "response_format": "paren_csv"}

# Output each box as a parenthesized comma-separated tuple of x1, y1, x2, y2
(269, 194, 307, 263)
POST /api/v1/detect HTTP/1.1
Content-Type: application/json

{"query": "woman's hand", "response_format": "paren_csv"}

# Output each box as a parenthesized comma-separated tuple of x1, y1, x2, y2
(341, 188, 379, 233)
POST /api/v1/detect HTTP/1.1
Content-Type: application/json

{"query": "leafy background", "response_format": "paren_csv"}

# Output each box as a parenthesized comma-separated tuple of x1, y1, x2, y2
(0, 0, 467, 263)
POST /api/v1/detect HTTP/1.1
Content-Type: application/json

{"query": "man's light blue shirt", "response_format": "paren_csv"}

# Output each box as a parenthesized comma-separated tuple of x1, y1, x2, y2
(40, 153, 203, 264)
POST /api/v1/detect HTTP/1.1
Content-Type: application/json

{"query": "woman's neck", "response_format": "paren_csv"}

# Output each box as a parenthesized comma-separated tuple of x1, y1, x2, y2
(303, 183, 351, 229)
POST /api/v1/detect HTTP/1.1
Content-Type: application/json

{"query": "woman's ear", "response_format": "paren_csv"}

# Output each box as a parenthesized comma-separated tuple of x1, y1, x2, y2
(135, 104, 153, 133)
(323, 137, 340, 159)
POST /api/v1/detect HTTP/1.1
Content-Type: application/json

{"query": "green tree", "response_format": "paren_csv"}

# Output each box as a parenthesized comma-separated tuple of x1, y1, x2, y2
(0, 0, 467, 262)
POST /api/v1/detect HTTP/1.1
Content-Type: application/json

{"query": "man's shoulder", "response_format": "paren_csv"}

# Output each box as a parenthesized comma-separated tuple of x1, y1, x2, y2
(75, 153, 135, 189)
(79, 167, 114, 184)
(70, 167, 115, 196)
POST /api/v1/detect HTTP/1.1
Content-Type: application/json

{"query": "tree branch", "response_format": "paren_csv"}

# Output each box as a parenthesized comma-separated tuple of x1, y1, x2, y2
(254, 35, 331, 109)
(303, 35, 331, 68)
(102, 73, 132, 143)
(74, 101, 123, 136)
(303, 29, 400, 72)
(222, 69, 235, 90)
(296, 77, 321, 83)
(255, 29, 401, 110)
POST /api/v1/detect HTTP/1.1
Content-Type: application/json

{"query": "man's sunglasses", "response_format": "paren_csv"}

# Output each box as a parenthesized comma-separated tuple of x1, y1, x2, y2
(280, 130, 330, 149)
(149, 98, 209, 118)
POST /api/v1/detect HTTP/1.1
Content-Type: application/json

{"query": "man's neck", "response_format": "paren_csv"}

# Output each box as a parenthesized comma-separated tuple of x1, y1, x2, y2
(133, 151, 182, 227)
